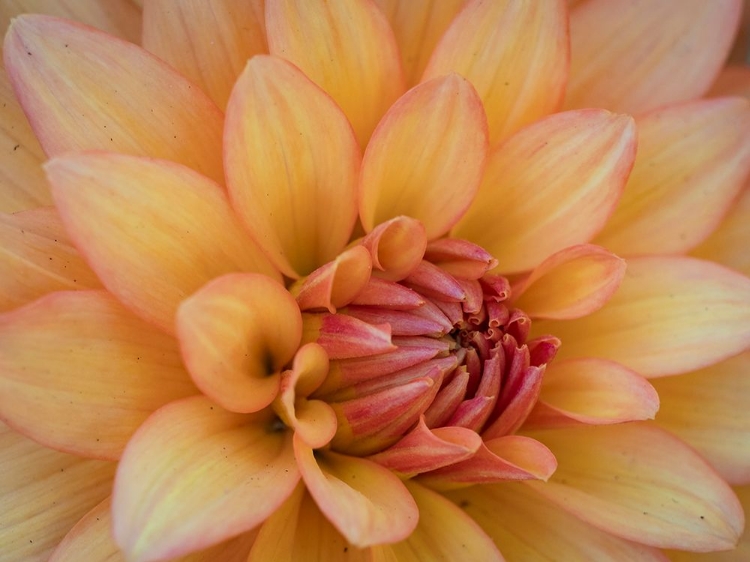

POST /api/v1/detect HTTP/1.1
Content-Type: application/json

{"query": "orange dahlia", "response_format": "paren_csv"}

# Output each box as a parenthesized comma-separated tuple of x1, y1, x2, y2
(1, 1, 750, 561)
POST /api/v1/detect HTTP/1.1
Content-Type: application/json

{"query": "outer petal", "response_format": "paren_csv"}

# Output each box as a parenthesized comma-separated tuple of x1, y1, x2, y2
(565, 0, 741, 113)
(4, 15, 224, 184)
(142, 0, 266, 109)
(46, 152, 279, 334)
(0, 291, 197, 460)
(447, 482, 669, 561)
(359, 74, 488, 239)
(224, 56, 360, 278)
(525, 424, 744, 552)
(539, 257, 750, 377)
(266, 0, 405, 147)
(511, 244, 626, 320)
(373, 0, 464, 87)
(453, 109, 636, 274)
(0, 207, 101, 312)
(422, 0, 568, 145)
(0, 422, 116, 562)
(595, 98, 750, 255)
(653, 352, 750, 485)
(709, 66, 750, 99)
(112, 397, 299, 562)
(294, 436, 418, 548)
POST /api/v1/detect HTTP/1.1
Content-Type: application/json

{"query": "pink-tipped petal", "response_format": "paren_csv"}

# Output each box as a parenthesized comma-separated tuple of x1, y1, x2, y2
(359, 75, 488, 239)
(423, 0, 568, 145)
(46, 152, 279, 334)
(424, 238, 498, 280)
(113, 397, 299, 562)
(454, 109, 636, 274)
(4, 15, 224, 184)
(303, 313, 395, 360)
(566, 0, 741, 114)
(539, 257, 750, 377)
(350, 277, 425, 310)
(295, 246, 372, 313)
(225, 55, 360, 278)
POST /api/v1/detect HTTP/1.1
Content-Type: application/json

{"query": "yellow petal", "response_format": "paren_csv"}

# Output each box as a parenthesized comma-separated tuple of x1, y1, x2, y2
(113, 397, 299, 562)
(454, 109, 636, 274)
(224, 55, 360, 278)
(142, 0, 266, 109)
(525, 424, 744, 552)
(46, 152, 279, 334)
(511, 244, 626, 320)
(0, 290, 197, 460)
(359, 74, 488, 239)
(0, 421, 115, 561)
(0, 207, 101, 312)
(653, 352, 750, 485)
(566, 0, 741, 114)
(266, 0, 405, 147)
(595, 98, 750, 255)
(538, 257, 750, 377)
(447, 482, 668, 561)
(4, 15, 224, 184)
(422, 0, 568, 145)
(374, 0, 464, 87)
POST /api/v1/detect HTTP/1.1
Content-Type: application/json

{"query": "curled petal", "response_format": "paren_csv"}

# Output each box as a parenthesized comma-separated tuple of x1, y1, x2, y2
(362, 216, 427, 281)
(303, 313, 395, 360)
(423, 238, 498, 280)
(350, 277, 425, 310)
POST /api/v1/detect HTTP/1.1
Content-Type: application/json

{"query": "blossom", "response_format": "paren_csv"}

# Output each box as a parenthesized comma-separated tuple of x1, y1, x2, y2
(0, 0, 750, 561)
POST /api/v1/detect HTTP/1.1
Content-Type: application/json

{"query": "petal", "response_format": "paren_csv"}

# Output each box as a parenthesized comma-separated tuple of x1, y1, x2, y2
(422, 0, 568, 145)
(362, 216, 427, 281)
(595, 98, 750, 255)
(525, 424, 745, 552)
(142, 0, 266, 109)
(565, 0, 741, 114)
(373, 0, 465, 87)
(0, 422, 116, 561)
(692, 185, 750, 277)
(539, 256, 750, 377)
(652, 352, 750, 485)
(0, 290, 197, 460)
(176, 273, 301, 414)
(224, 55, 360, 278)
(359, 74, 488, 239)
(294, 436, 418, 548)
(0, 207, 101, 312)
(4, 15, 224, 184)
(511, 244, 626, 320)
(266, 0, 405, 146)
(709, 65, 750, 99)
(524, 358, 660, 428)
(447, 482, 669, 561)
(113, 396, 299, 562)
(454, 109, 636, 274)
(46, 152, 279, 334)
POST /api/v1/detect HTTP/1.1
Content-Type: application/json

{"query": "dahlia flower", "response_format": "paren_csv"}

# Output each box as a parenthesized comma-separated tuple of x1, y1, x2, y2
(1, 0, 750, 561)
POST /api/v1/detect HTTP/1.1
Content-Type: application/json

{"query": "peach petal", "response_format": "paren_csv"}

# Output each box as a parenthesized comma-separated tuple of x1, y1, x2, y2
(266, 0, 405, 146)
(359, 74, 488, 239)
(524, 358, 659, 428)
(0, 207, 101, 312)
(294, 436, 418, 547)
(142, 0, 266, 109)
(224, 55, 360, 278)
(46, 152, 279, 334)
(423, 0, 568, 145)
(595, 98, 750, 255)
(447, 482, 668, 561)
(566, 0, 741, 114)
(539, 257, 750, 377)
(526, 424, 744, 552)
(0, 290, 197, 460)
(113, 396, 299, 562)
(176, 273, 301, 414)
(423, 238, 498, 280)
(653, 352, 750, 485)
(511, 244, 626, 320)
(4, 15, 224, 184)
(362, 216, 427, 281)
(302, 313, 395, 360)
(709, 65, 750, 99)
(374, 0, 465, 87)
(0, 422, 116, 561)
(454, 109, 636, 274)
(349, 277, 425, 310)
